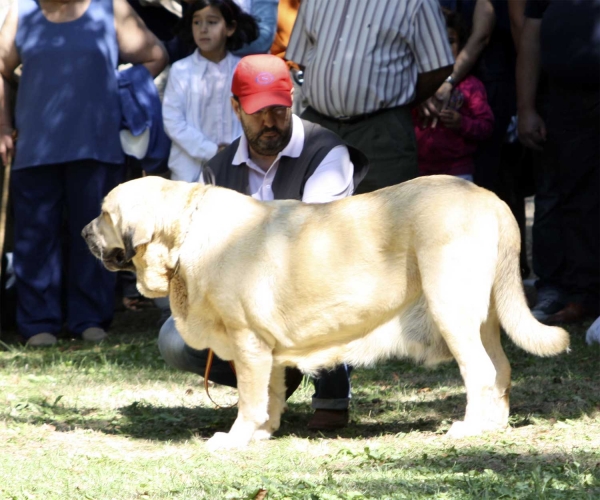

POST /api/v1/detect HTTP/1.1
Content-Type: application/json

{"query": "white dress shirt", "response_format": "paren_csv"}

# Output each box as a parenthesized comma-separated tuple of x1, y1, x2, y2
(228, 114, 355, 203)
(163, 50, 242, 182)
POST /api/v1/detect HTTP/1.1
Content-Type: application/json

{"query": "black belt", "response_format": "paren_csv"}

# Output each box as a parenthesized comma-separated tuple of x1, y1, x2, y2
(307, 105, 407, 125)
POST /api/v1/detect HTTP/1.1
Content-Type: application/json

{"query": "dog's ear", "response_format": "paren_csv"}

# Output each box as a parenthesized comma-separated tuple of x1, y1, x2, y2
(122, 224, 154, 261)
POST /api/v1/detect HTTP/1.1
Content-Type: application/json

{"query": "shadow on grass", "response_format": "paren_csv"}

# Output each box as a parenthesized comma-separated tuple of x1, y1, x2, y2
(2, 312, 599, 447)
(3, 384, 598, 446)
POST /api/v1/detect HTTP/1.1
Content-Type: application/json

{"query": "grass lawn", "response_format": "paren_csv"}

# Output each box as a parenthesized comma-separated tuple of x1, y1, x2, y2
(0, 308, 599, 499)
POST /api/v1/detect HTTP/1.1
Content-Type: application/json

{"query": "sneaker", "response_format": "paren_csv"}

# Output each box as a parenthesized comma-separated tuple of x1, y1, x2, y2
(81, 327, 108, 343)
(531, 288, 565, 321)
(26, 332, 57, 347)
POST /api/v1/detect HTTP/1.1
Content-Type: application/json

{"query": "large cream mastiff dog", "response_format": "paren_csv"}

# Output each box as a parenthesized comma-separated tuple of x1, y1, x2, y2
(82, 175, 569, 450)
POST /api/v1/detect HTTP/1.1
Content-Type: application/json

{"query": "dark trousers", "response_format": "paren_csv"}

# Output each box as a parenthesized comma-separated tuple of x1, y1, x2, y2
(545, 83, 599, 309)
(473, 78, 531, 275)
(301, 105, 418, 193)
(531, 142, 564, 291)
(11, 160, 125, 337)
(474, 78, 516, 192)
(181, 345, 351, 407)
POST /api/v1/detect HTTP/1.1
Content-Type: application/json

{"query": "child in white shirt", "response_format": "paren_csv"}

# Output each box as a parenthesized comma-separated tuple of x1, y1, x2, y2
(163, 0, 259, 182)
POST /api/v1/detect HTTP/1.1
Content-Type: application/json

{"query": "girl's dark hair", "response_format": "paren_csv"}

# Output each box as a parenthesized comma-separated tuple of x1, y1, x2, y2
(442, 8, 469, 51)
(179, 0, 260, 53)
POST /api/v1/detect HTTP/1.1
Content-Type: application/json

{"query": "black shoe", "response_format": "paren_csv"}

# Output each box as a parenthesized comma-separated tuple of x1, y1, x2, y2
(531, 289, 565, 322)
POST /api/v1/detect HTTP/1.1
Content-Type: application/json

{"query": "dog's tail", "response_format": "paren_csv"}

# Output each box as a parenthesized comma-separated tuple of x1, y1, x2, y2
(493, 204, 570, 357)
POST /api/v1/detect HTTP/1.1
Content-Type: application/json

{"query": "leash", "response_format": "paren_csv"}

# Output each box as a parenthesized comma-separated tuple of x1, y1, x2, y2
(203, 349, 238, 409)
(196, 164, 238, 407)
(168, 178, 238, 408)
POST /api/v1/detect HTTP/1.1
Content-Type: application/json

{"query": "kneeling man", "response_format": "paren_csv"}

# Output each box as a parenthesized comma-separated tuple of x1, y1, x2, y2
(158, 54, 368, 430)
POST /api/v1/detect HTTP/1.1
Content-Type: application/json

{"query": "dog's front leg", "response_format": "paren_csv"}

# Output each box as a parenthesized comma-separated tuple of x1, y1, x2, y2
(253, 364, 287, 441)
(206, 329, 273, 451)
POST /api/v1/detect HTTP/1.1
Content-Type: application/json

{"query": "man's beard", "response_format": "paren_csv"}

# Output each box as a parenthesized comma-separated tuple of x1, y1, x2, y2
(242, 120, 293, 157)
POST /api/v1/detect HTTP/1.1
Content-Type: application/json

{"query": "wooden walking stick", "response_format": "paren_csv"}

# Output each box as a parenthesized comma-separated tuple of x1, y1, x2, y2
(0, 153, 10, 284)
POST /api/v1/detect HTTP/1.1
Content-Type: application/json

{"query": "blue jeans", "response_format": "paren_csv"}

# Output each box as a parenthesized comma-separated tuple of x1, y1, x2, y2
(158, 316, 352, 410)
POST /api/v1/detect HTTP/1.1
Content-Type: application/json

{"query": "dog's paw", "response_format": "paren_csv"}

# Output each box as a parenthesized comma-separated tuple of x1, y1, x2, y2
(446, 420, 506, 438)
(446, 421, 482, 439)
(206, 432, 248, 452)
(252, 429, 273, 441)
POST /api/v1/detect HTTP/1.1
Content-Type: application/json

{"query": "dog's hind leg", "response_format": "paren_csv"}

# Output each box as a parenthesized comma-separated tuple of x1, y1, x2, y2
(442, 309, 512, 438)
(441, 320, 510, 438)
(253, 364, 287, 441)
(436, 305, 510, 437)
(206, 328, 273, 451)
(478, 308, 511, 428)
(420, 244, 507, 437)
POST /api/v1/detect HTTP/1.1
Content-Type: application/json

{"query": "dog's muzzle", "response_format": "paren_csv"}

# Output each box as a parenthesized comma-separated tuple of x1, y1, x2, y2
(81, 221, 134, 272)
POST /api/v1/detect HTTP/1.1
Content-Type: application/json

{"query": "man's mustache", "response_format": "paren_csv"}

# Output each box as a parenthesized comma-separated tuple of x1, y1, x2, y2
(260, 127, 281, 136)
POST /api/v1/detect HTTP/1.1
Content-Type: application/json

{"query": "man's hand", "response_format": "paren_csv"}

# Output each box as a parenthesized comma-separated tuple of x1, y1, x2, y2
(217, 143, 229, 153)
(439, 109, 462, 130)
(418, 96, 443, 128)
(518, 108, 546, 151)
(418, 81, 454, 128)
(0, 127, 14, 165)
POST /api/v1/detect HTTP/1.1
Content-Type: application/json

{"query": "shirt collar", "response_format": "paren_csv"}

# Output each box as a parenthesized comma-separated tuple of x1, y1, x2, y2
(192, 50, 237, 77)
(232, 113, 304, 166)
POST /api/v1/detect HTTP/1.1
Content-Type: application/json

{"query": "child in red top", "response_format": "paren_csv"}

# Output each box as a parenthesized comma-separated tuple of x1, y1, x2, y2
(413, 9, 494, 181)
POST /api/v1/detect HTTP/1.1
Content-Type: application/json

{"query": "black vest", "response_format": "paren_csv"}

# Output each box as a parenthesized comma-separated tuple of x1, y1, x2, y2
(206, 119, 369, 200)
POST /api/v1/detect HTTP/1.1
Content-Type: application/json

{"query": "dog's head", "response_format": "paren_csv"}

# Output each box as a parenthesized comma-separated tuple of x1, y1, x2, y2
(82, 177, 204, 298)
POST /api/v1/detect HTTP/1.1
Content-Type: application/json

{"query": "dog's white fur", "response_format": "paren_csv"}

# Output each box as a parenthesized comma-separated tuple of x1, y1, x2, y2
(82, 175, 569, 450)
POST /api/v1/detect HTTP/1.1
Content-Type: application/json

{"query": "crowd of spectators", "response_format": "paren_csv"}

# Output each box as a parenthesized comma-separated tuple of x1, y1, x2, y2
(0, 0, 598, 426)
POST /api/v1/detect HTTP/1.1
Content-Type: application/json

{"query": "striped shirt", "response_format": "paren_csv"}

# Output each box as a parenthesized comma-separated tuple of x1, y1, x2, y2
(285, 0, 454, 118)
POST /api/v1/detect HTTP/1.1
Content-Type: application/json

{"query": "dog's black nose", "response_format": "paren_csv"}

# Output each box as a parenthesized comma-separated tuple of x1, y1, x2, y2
(113, 249, 127, 266)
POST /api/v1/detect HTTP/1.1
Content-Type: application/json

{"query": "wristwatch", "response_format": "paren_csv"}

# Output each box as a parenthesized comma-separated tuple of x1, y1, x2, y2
(444, 75, 456, 87)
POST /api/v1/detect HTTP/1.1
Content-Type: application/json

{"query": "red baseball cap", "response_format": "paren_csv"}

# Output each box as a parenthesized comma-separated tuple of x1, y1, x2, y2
(232, 54, 293, 114)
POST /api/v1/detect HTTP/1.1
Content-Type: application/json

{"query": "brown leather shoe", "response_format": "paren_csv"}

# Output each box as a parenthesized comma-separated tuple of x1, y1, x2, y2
(306, 409, 349, 431)
(544, 302, 595, 325)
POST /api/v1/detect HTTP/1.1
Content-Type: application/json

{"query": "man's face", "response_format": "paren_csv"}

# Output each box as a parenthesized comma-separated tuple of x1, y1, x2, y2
(232, 98, 293, 157)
